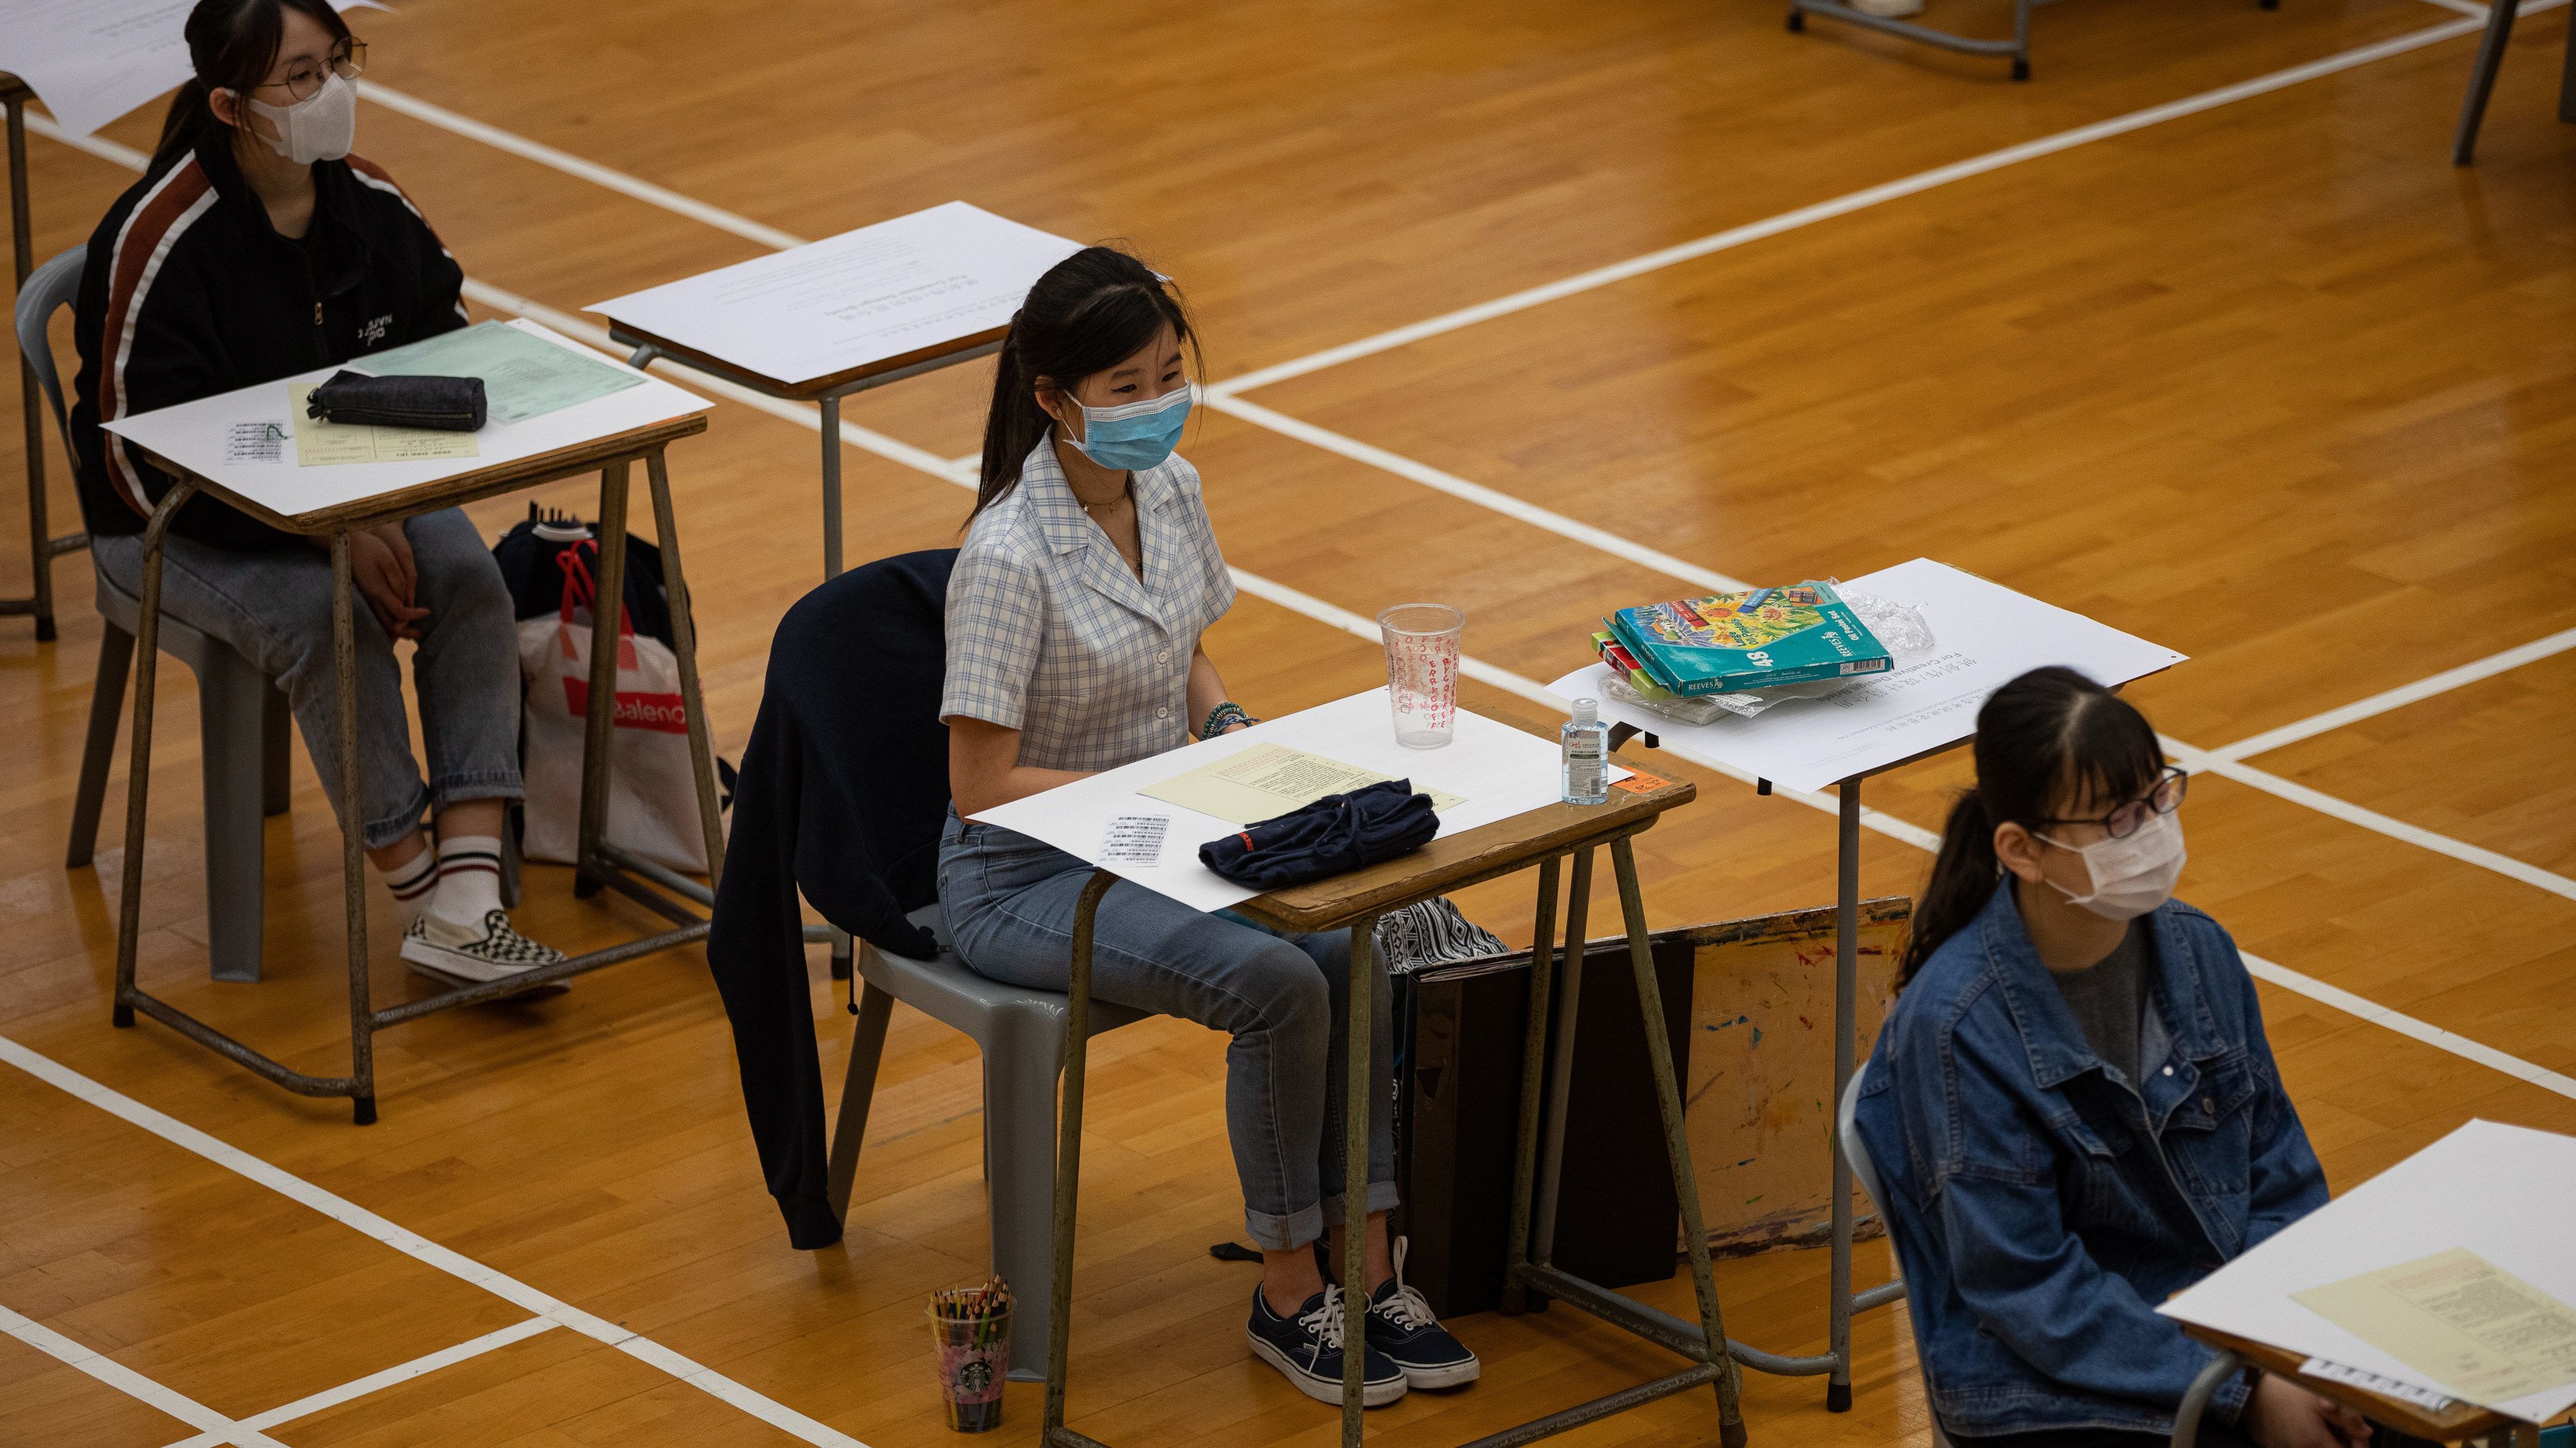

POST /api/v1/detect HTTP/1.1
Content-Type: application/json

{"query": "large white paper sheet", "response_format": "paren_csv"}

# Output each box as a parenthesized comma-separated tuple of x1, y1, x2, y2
(102, 320, 709, 521)
(972, 691, 1612, 914)
(586, 203, 1084, 387)
(1549, 558, 2186, 793)
(1, 0, 378, 139)
(2159, 1120, 2576, 1425)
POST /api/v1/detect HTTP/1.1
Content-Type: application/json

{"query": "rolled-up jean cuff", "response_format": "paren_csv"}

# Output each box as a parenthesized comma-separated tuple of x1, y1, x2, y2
(429, 771, 525, 812)
(1247, 1180, 1401, 1252)
(360, 781, 434, 852)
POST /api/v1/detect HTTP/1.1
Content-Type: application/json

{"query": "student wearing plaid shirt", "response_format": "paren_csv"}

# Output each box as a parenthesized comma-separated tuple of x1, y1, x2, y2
(937, 248, 1478, 1407)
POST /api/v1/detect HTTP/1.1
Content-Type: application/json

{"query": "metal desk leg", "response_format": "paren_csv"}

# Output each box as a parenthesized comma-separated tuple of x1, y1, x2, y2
(111, 482, 198, 1030)
(1340, 910, 1381, 1448)
(1044, 869, 1116, 1448)
(575, 463, 633, 896)
(644, 448, 727, 889)
(1528, 847, 1596, 1280)
(818, 394, 844, 579)
(332, 531, 377, 1124)
(1612, 835, 1748, 1445)
(1827, 779, 1862, 1409)
(1499, 854, 1562, 1315)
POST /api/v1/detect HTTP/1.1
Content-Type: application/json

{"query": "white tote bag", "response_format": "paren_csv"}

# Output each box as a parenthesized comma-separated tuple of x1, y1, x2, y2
(519, 545, 715, 874)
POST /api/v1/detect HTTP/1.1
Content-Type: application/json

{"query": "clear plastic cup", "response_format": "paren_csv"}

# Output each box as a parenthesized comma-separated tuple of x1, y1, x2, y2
(1377, 603, 1464, 749)
(928, 1298, 1010, 1432)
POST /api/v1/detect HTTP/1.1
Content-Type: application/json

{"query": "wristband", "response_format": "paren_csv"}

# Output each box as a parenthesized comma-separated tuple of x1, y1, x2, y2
(1202, 702, 1257, 739)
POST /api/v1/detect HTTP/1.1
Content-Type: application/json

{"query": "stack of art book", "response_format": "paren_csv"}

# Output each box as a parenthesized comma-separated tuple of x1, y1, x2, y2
(1597, 583, 1894, 700)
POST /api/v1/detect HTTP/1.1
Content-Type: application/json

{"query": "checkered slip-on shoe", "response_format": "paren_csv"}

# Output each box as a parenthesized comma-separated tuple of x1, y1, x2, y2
(400, 909, 567, 985)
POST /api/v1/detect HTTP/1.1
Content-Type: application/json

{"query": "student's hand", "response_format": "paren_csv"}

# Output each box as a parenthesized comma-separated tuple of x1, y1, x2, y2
(2243, 1373, 2373, 1448)
(350, 524, 428, 641)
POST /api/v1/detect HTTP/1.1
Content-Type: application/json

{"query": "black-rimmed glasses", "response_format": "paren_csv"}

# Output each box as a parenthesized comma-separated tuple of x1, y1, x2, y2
(254, 39, 366, 103)
(2033, 765, 2187, 841)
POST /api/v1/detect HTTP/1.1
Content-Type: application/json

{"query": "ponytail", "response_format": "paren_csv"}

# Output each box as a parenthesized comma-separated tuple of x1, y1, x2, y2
(151, 0, 353, 169)
(972, 244, 1197, 520)
(1894, 666, 2164, 991)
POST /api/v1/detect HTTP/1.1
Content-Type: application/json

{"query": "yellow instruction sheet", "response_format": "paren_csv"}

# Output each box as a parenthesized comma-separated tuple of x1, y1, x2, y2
(2293, 1248, 2576, 1409)
(290, 384, 480, 466)
(1141, 743, 1464, 827)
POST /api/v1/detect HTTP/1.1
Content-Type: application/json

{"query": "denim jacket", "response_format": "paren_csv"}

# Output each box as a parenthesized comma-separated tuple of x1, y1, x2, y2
(1853, 881, 2326, 1439)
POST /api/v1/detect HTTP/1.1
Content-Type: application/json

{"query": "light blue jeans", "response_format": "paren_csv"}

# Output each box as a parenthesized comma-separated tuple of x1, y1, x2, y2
(938, 809, 1398, 1250)
(94, 508, 524, 851)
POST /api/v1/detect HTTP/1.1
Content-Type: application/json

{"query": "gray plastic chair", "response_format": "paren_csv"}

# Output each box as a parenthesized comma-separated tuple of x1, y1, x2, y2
(1838, 1062, 1948, 1447)
(19, 247, 292, 984)
(826, 901, 1146, 1382)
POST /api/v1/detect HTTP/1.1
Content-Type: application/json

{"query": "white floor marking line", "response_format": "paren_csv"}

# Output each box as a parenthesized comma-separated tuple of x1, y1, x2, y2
(358, 83, 808, 250)
(154, 1318, 558, 1448)
(2416, 0, 2491, 16)
(0, 1033, 870, 1448)
(0, 1301, 289, 1448)
(2162, 737, 2576, 901)
(2210, 626, 2576, 764)
(1203, 15, 2485, 397)
(1205, 393, 1752, 593)
(2238, 953, 2576, 1101)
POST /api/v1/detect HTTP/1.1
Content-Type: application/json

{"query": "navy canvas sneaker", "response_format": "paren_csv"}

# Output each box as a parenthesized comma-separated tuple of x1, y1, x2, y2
(1247, 1284, 1409, 1407)
(1361, 1238, 1480, 1389)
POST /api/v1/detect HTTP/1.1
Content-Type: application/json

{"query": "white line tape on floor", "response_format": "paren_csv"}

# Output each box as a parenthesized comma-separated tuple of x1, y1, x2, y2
(2210, 626, 2576, 764)
(0, 1300, 289, 1448)
(155, 1318, 558, 1448)
(0, 1034, 870, 1448)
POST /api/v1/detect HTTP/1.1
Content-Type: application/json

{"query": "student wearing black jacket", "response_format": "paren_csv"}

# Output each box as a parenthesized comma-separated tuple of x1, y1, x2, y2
(70, 0, 560, 986)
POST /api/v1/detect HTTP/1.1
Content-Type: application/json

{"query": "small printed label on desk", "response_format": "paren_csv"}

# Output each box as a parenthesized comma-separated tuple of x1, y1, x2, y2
(1101, 814, 1171, 867)
(1610, 769, 1672, 795)
(225, 421, 287, 464)
(2297, 1357, 2455, 1412)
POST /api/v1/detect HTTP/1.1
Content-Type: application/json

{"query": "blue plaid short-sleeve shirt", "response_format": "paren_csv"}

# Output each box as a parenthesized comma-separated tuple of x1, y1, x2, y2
(942, 436, 1237, 772)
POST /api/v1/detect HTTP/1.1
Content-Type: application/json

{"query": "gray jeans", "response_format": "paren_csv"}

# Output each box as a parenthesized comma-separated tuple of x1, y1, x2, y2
(937, 809, 1398, 1250)
(94, 507, 523, 851)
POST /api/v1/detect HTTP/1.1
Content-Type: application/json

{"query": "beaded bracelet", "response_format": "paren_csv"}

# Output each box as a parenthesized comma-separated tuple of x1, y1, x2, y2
(1201, 701, 1258, 739)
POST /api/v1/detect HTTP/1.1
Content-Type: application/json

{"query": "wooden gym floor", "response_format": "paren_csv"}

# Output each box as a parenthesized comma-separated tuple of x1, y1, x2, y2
(5, 0, 2574, 1443)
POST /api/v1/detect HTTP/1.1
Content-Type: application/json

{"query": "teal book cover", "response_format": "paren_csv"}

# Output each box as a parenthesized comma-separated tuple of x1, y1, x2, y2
(1606, 583, 1893, 696)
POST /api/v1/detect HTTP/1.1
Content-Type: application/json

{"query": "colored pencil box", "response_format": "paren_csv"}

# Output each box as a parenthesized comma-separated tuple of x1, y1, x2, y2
(306, 370, 487, 431)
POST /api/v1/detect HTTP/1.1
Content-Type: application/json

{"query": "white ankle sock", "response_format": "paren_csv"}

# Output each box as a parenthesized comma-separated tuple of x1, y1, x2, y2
(379, 844, 440, 928)
(427, 834, 506, 930)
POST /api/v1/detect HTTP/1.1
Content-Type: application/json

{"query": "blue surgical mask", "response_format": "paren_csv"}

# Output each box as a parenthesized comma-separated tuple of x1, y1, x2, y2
(1060, 384, 1192, 471)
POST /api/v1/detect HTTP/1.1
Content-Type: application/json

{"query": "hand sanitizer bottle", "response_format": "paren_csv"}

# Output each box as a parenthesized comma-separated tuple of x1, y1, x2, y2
(1562, 698, 1610, 805)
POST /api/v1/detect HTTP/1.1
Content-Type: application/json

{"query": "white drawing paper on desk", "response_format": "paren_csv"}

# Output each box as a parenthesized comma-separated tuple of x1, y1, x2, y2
(2159, 1119, 2576, 1425)
(0, 0, 378, 139)
(587, 203, 1084, 385)
(1552, 558, 2186, 793)
(974, 691, 1601, 914)
(1142, 743, 1467, 827)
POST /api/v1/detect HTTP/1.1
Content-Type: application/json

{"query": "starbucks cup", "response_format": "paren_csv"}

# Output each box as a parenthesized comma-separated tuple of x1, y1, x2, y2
(928, 1297, 1010, 1432)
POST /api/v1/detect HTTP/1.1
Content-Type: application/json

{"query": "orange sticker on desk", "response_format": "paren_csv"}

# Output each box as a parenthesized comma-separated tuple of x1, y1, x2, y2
(1611, 769, 1672, 795)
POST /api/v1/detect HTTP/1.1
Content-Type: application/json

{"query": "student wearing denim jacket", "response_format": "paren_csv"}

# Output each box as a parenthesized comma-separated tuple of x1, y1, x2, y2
(1855, 668, 2413, 1448)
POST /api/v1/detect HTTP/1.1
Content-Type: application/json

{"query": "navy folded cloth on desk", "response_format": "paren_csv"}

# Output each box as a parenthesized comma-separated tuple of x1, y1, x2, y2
(1199, 779, 1439, 889)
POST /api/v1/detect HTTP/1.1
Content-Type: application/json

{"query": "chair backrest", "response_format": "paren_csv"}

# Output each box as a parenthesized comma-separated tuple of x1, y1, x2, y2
(1836, 1058, 1885, 1211)
(14, 247, 84, 457)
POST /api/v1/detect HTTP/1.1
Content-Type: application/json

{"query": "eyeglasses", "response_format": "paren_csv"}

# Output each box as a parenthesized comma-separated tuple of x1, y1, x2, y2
(254, 38, 366, 102)
(2032, 765, 2188, 841)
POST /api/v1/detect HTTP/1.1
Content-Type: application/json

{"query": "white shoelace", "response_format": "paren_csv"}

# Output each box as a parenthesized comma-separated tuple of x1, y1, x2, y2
(1373, 1236, 1439, 1331)
(1296, 1285, 1349, 1351)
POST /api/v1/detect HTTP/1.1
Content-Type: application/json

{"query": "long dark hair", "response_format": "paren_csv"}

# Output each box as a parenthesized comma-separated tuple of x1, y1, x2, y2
(973, 245, 1197, 518)
(153, 0, 354, 168)
(1895, 667, 2164, 990)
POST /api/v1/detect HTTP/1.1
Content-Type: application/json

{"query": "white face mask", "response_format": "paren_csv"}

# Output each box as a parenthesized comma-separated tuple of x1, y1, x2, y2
(243, 71, 356, 165)
(2036, 809, 2186, 921)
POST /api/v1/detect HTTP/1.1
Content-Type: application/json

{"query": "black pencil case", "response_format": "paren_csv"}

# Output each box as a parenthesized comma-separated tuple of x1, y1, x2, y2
(306, 370, 486, 431)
